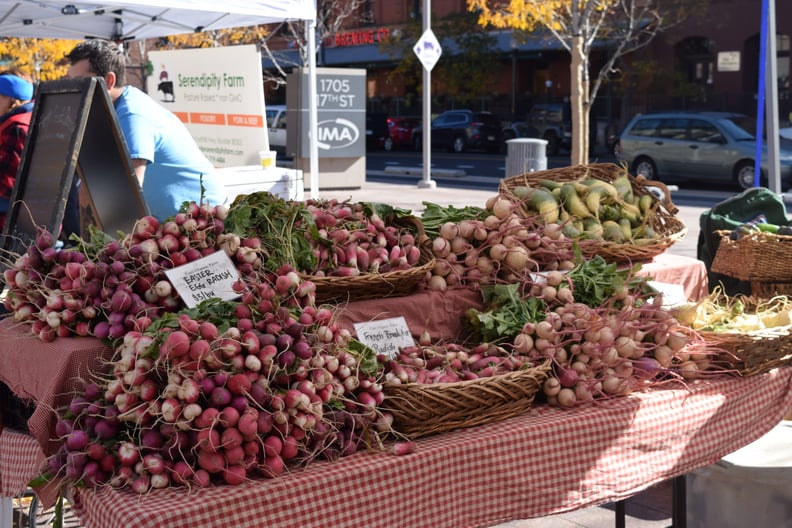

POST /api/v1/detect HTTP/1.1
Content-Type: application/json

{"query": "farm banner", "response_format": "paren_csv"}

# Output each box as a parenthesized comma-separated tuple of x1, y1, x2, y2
(146, 45, 268, 167)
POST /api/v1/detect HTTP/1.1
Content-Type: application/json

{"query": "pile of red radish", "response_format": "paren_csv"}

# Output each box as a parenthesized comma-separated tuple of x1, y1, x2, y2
(379, 342, 537, 385)
(2, 202, 262, 342)
(517, 295, 714, 408)
(423, 196, 574, 292)
(46, 266, 394, 492)
(302, 199, 425, 277)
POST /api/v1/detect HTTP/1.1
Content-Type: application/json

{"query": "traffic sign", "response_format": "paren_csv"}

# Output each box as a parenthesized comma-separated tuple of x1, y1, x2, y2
(413, 29, 442, 71)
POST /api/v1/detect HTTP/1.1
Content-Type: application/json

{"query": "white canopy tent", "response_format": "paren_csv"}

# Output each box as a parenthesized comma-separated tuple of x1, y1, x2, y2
(0, 0, 321, 195)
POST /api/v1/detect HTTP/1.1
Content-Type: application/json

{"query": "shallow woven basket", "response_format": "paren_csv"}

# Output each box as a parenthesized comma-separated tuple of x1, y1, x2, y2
(381, 359, 552, 439)
(710, 230, 792, 282)
(306, 259, 435, 304)
(498, 163, 687, 263)
(750, 281, 792, 298)
(303, 214, 434, 304)
(697, 325, 792, 376)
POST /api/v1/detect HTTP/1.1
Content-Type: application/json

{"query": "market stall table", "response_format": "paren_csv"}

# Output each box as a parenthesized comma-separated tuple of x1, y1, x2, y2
(1, 310, 790, 528)
(63, 369, 792, 528)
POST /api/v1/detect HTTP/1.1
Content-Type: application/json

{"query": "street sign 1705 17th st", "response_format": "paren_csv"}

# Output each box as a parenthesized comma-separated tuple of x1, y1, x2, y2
(413, 29, 442, 71)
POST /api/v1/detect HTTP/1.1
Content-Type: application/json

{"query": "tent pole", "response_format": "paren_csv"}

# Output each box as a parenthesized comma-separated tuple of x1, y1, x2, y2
(307, 19, 319, 199)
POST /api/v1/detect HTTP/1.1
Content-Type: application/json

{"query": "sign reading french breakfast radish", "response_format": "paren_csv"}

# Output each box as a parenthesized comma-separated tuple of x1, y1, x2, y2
(146, 45, 268, 167)
(353, 317, 415, 358)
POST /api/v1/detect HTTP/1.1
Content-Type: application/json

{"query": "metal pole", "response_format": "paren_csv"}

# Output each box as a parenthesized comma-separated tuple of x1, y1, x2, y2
(307, 20, 319, 199)
(418, 0, 436, 189)
(766, 0, 781, 193)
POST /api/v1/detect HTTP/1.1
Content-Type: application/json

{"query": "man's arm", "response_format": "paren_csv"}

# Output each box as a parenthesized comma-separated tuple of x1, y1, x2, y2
(131, 158, 147, 186)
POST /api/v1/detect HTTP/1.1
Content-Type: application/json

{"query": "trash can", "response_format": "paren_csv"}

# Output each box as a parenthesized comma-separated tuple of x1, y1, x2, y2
(506, 138, 548, 178)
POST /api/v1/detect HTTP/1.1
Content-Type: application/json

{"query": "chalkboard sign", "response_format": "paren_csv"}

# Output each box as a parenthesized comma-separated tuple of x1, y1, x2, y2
(1, 77, 148, 253)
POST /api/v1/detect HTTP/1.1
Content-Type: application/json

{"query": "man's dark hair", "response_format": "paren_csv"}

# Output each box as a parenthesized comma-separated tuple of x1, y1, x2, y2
(65, 39, 127, 86)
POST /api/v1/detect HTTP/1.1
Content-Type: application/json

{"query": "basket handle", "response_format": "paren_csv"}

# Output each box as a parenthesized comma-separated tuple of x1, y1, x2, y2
(634, 174, 678, 215)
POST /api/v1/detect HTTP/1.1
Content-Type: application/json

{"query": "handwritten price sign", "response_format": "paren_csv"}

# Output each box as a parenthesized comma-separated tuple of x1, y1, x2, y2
(353, 317, 415, 358)
(165, 251, 241, 308)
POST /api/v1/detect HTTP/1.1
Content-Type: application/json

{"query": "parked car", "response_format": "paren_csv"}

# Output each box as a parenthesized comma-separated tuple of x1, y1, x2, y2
(386, 116, 420, 151)
(366, 112, 390, 151)
(525, 102, 598, 156)
(501, 120, 541, 153)
(525, 103, 573, 156)
(266, 104, 287, 156)
(615, 111, 792, 190)
(411, 110, 503, 153)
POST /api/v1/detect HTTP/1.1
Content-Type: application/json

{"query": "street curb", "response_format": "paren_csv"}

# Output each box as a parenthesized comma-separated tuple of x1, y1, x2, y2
(383, 166, 466, 178)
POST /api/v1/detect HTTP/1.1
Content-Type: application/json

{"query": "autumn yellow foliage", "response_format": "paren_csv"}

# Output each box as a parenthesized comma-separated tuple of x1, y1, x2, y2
(0, 38, 81, 81)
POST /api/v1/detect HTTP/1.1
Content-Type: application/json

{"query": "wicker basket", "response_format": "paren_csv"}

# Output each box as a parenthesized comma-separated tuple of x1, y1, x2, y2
(750, 281, 792, 298)
(302, 214, 434, 304)
(498, 163, 687, 262)
(306, 258, 435, 304)
(697, 325, 792, 376)
(381, 359, 552, 438)
(710, 230, 792, 282)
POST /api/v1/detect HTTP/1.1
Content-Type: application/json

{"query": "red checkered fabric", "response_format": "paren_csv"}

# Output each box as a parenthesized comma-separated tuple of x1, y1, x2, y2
(0, 428, 45, 495)
(0, 319, 113, 507)
(65, 369, 792, 528)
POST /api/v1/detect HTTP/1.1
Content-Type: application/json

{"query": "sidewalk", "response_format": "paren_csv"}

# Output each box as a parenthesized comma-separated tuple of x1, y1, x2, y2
(314, 181, 704, 260)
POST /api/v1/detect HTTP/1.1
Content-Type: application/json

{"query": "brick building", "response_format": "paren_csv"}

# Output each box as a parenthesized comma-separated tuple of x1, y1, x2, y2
(273, 0, 790, 134)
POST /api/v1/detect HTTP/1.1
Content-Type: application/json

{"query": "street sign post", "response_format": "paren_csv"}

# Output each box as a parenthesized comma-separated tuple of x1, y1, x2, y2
(414, 21, 442, 190)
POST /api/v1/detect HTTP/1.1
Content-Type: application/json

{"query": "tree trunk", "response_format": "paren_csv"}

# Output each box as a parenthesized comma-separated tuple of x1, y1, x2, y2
(570, 34, 588, 166)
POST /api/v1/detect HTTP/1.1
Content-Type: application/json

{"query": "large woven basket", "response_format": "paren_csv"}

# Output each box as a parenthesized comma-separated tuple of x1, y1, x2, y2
(710, 230, 792, 282)
(381, 359, 552, 439)
(498, 163, 686, 262)
(697, 325, 792, 376)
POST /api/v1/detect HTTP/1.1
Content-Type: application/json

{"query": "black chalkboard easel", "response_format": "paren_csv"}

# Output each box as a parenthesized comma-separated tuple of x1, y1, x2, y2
(1, 77, 149, 253)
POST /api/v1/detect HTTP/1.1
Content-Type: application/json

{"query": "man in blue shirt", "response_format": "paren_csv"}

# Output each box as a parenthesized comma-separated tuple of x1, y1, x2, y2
(64, 39, 226, 221)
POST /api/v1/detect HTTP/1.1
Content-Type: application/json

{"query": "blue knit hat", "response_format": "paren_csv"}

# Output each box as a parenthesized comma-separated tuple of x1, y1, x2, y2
(0, 75, 33, 101)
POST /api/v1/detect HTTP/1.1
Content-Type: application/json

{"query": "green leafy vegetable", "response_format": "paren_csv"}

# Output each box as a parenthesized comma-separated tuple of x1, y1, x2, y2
(566, 249, 655, 307)
(465, 283, 546, 343)
(420, 201, 486, 239)
(223, 191, 318, 272)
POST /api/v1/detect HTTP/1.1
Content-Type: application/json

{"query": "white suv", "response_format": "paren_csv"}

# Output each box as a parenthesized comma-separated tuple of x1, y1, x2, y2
(266, 104, 287, 156)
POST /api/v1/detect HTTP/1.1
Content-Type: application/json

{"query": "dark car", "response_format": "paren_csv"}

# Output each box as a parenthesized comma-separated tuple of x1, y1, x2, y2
(501, 120, 541, 153)
(366, 112, 390, 151)
(525, 103, 572, 156)
(615, 110, 792, 189)
(387, 116, 420, 151)
(411, 110, 503, 153)
(525, 102, 598, 156)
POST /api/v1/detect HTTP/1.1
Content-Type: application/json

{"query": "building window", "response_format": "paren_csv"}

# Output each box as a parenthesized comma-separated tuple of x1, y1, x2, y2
(676, 36, 715, 86)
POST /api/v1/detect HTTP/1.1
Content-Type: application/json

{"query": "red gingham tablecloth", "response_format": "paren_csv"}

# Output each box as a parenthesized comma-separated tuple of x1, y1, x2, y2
(0, 319, 113, 505)
(65, 368, 792, 528)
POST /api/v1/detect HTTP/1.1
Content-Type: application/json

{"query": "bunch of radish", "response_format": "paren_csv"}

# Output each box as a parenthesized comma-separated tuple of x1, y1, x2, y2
(46, 267, 394, 492)
(303, 199, 424, 277)
(423, 196, 575, 292)
(515, 294, 714, 408)
(2, 202, 273, 342)
(378, 341, 538, 385)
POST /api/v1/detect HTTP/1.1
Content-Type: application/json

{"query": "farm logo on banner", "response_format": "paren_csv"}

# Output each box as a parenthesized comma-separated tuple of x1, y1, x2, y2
(146, 45, 268, 167)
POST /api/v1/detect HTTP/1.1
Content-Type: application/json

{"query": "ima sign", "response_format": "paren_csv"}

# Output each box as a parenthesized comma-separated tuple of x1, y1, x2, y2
(296, 69, 365, 158)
